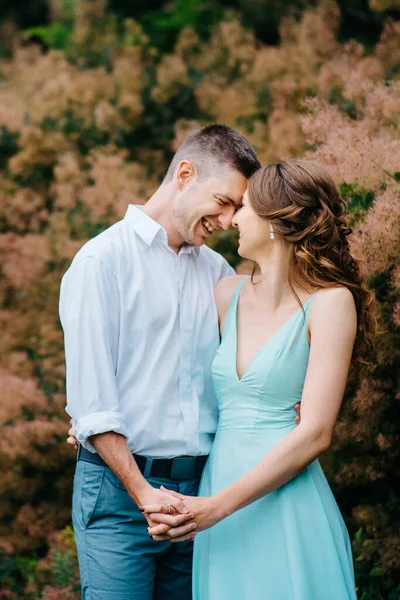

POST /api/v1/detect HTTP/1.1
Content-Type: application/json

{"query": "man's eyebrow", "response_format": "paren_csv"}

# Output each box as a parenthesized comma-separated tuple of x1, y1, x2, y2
(213, 193, 243, 207)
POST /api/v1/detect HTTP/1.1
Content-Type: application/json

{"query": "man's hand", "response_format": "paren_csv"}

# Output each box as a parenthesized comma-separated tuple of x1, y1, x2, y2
(66, 425, 194, 532)
(294, 402, 301, 424)
(67, 419, 78, 449)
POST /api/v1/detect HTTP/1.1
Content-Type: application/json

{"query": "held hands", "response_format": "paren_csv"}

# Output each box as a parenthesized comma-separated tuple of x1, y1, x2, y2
(138, 487, 197, 535)
(142, 486, 220, 543)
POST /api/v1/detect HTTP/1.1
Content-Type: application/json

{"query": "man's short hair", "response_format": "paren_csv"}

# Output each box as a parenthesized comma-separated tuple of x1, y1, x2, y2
(164, 124, 261, 182)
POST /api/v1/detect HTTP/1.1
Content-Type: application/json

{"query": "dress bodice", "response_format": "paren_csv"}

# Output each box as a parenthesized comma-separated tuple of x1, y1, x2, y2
(212, 277, 313, 431)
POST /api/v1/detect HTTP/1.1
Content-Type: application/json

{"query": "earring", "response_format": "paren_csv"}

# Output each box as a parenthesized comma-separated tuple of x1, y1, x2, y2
(270, 232, 275, 240)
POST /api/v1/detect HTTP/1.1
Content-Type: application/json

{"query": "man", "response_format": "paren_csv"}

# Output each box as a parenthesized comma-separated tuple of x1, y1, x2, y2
(60, 125, 260, 600)
(61, 125, 301, 599)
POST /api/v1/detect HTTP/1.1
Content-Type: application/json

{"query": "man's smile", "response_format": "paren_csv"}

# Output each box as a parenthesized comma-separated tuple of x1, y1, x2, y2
(201, 217, 215, 234)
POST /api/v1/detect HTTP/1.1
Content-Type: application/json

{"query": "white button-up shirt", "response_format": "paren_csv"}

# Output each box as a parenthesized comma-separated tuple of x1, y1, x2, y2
(59, 205, 234, 457)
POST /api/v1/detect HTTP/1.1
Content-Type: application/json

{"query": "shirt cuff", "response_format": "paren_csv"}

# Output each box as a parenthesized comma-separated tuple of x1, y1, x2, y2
(74, 411, 128, 453)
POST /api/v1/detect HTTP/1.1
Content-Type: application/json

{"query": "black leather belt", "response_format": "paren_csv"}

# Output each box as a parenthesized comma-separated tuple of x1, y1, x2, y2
(77, 445, 208, 480)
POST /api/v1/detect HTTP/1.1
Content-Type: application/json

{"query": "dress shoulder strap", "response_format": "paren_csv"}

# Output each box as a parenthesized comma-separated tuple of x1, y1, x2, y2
(287, 293, 315, 348)
(303, 294, 314, 315)
(232, 275, 248, 303)
(220, 275, 249, 339)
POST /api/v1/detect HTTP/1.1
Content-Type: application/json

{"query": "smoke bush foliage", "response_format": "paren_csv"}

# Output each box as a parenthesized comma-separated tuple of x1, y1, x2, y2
(0, 1, 399, 598)
(303, 80, 400, 600)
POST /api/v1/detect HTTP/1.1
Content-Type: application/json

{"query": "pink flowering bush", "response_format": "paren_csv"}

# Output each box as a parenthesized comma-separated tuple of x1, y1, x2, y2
(304, 75, 400, 598)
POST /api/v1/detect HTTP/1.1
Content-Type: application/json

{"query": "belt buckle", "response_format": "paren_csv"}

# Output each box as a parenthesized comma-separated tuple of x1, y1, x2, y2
(170, 457, 197, 480)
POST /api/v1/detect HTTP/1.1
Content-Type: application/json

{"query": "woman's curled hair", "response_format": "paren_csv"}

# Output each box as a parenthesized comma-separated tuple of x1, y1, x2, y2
(248, 159, 376, 362)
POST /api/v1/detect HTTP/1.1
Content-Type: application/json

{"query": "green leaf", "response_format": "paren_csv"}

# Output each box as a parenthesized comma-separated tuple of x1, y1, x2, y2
(339, 182, 375, 225)
(369, 567, 384, 578)
(24, 23, 72, 51)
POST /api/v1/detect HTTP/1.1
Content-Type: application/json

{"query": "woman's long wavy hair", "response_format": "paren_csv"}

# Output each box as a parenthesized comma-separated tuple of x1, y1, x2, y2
(247, 160, 376, 363)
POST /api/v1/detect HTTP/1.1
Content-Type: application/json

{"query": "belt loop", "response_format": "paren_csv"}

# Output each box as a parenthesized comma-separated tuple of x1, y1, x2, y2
(143, 457, 153, 478)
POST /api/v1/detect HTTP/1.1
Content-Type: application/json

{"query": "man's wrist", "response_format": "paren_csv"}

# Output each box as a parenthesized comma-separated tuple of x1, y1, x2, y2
(128, 478, 153, 506)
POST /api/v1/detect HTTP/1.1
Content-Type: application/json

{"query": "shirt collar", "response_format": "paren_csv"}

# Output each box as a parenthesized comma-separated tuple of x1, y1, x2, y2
(124, 205, 200, 256)
(125, 205, 163, 247)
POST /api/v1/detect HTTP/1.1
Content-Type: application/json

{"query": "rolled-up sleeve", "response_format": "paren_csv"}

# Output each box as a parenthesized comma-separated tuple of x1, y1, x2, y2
(59, 255, 127, 452)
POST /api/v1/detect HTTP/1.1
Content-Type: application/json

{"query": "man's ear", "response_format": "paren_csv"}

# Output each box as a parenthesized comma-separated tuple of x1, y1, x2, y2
(176, 160, 196, 190)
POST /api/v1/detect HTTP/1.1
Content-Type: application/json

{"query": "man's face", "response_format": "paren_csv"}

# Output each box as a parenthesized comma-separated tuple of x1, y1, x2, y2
(173, 166, 247, 246)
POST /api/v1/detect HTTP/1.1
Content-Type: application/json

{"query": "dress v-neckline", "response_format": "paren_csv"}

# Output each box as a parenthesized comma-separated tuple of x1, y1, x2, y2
(234, 278, 313, 383)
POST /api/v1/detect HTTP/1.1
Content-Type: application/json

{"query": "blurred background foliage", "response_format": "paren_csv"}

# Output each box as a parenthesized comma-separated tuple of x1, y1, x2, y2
(2, 0, 400, 53)
(0, 0, 399, 598)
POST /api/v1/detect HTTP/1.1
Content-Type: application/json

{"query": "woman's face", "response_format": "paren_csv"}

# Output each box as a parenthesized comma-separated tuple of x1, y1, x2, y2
(233, 191, 273, 260)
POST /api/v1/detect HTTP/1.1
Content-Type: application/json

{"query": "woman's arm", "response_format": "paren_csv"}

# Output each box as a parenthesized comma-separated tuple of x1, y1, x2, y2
(145, 286, 354, 540)
(209, 285, 357, 523)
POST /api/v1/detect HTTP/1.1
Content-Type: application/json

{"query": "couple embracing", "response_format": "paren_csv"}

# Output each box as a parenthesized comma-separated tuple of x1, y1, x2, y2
(60, 124, 374, 600)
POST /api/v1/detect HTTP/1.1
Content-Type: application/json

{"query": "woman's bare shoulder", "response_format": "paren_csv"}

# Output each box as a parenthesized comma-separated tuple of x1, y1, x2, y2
(309, 286, 357, 335)
(214, 274, 247, 321)
(215, 274, 246, 302)
(312, 285, 355, 311)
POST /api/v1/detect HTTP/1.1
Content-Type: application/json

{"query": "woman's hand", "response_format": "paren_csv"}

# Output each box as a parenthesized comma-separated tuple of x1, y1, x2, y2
(142, 486, 223, 542)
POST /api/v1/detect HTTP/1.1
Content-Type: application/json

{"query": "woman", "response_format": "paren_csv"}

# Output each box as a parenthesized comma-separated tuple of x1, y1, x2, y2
(144, 160, 375, 599)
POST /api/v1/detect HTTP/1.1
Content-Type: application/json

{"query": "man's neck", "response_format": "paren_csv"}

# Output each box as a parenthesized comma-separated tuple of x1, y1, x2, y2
(142, 187, 183, 254)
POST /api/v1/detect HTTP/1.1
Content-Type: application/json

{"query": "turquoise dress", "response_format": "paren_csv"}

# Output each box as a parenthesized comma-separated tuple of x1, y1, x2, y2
(193, 277, 357, 600)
